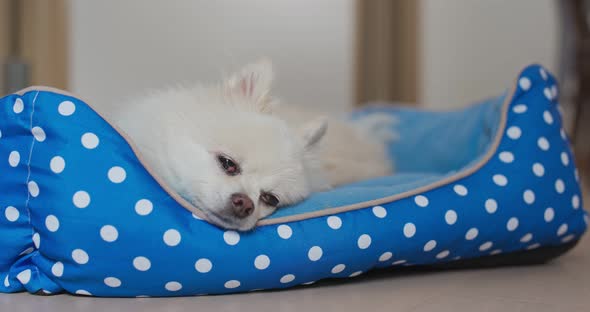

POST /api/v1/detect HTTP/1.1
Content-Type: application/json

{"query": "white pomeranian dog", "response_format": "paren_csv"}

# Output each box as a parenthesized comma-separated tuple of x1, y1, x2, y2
(111, 60, 394, 231)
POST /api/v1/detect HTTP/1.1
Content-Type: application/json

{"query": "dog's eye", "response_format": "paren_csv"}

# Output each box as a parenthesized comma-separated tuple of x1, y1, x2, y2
(260, 192, 280, 207)
(217, 154, 240, 176)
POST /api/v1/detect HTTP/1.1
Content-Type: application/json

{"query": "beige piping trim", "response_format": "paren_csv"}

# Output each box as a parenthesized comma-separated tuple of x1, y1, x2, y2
(15, 74, 517, 226)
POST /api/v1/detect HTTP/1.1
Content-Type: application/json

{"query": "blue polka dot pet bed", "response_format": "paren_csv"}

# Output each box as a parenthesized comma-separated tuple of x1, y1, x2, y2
(0, 64, 587, 297)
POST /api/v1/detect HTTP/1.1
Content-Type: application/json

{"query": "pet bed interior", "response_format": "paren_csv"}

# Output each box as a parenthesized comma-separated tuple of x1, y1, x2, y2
(267, 95, 503, 219)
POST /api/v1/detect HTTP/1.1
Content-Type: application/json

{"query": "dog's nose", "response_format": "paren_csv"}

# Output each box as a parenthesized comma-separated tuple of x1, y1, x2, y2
(230, 193, 254, 218)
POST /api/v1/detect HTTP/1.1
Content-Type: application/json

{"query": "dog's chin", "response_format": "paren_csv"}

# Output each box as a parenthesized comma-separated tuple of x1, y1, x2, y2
(201, 209, 258, 232)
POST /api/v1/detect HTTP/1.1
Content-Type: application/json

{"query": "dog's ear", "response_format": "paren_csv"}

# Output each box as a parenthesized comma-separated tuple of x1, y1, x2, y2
(225, 59, 274, 113)
(300, 117, 328, 149)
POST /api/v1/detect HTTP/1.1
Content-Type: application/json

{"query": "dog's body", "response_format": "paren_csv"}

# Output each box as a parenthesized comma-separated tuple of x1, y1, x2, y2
(110, 61, 393, 230)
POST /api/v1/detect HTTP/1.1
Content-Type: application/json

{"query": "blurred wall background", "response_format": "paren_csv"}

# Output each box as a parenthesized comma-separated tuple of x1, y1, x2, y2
(2, 0, 559, 111)
(66, 0, 558, 111)
(419, 0, 558, 109)
(69, 0, 355, 113)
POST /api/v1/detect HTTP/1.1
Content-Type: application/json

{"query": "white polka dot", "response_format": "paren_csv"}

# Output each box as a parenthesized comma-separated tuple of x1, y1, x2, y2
(551, 85, 558, 98)
(520, 233, 533, 243)
(519, 77, 531, 91)
(555, 179, 565, 194)
(453, 185, 468, 196)
(31, 126, 46, 142)
(17, 269, 31, 284)
(75, 290, 91, 296)
(100, 225, 119, 242)
(543, 111, 554, 125)
(523, 190, 536, 204)
(104, 277, 121, 288)
(224, 280, 240, 289)
(544, 207, 555, 222)
(540, 68, 548, 80)
(331, 264, 346, 274)
(490, 249, 502, 255)
(192, 213, 203, 220)
(557, 223, 568, 236)
(135, 199, 153, 215)
(485, 199, 498, 214)
(372, 206, 387, 218)
(561, 152, 569, 166)
(479, 241, 493, 251)
(277, 225, 292, 239)
(527, 243, 541, 250)
(254, 255, 270, 270)
(32, 232, 40, 249)
(28, 181, 39, 197)
(544, 87, 553, 100)
(498, 152, 514, 163)
(392, 260, 407, 265)
(537, 137, 550, 151)
(493, 174, 508, 186)
(164, 229, 182, 246)
(280, 274, 295, 284)
(532, 163, 545, 177)
(308, 246, 323, 261)
(50, 156, 65, 173)
(414, 195, 429, 207)
(357, 234, 372, 249)
(81, 132, 99, 149)
(165, 281, 182, 291)
(326, 216, 342, 229)
(436, 250, 450, 259)
(13, 98, 24, 113)
(423, 240, 437, 252)
(108, 166, 126, 183)
(72, 249, 89, 264)
(72, 191, 90, 208)
(445, 210, 457, 225)
(403, 223, 416, 238)
(3, 275, 9, 287)
(513, 104, 527, 113)
(195, 258, 213, 273)
(349, 271, 363, 277)
(506, 126, 521, 140)
(19, 247, 34, 256)
(51, 262, 64, 277)
(58, 101, 76, 116)
(572, 195, 580, 209)
(45, 215, 59, 232)
(465, 228, 479, 240)
(4, 206, 19, 222)
(0, 130, 2, 138)
(561, 128, 567, 141)
(8, 151, 20, 167)
(133, 256, 151, 271)
(379, 252, 393, 262)
(506, 217, 519, 231)
(561, 234, 576, 243)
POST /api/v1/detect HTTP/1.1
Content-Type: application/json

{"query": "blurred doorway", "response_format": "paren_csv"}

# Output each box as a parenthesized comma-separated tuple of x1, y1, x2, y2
(0, 0, 68, 94)
(355, 0, 419, 105)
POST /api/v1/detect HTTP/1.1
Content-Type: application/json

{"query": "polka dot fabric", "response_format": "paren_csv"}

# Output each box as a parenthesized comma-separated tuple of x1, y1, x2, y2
(0, 65, 587, 297)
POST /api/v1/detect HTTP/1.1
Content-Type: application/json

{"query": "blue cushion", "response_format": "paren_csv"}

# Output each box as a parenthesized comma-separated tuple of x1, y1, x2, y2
(0, 64, 587, 297)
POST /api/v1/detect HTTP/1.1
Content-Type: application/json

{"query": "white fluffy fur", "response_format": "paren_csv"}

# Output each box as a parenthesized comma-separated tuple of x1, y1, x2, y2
(110, 61, 393, 230)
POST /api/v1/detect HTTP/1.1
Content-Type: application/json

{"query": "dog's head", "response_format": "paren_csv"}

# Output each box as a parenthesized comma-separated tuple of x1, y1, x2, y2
(178, 61, 329, 231)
